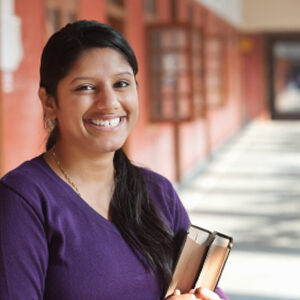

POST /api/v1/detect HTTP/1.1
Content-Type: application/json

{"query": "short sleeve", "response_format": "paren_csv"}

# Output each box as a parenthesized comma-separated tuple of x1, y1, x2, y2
(0, 182, 48, 299)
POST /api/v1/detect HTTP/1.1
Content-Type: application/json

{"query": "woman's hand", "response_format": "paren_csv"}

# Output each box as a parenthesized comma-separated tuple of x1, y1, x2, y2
(168, 288, 221, 300)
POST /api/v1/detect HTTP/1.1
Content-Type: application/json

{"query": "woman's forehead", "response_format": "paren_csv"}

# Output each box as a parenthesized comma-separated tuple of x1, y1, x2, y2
(66, 47, 133, 77)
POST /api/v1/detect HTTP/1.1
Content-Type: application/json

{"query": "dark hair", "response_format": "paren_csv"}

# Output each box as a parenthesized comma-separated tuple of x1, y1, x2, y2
(40, 20, 138, 96)
(40, 20, 175, 296)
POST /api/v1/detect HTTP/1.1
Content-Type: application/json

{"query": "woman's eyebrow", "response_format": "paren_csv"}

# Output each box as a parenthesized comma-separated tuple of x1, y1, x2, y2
(116, 71, 134, 76)
(71, 72, 134, 83)
(71, 77, 95, 83)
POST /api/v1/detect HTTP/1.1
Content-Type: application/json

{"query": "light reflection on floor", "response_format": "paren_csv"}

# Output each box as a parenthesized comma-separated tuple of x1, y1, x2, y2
(178, 120, 300, 300)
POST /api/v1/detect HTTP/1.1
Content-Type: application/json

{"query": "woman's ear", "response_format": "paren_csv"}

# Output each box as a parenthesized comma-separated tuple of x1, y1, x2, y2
(38, 87, 57, 120)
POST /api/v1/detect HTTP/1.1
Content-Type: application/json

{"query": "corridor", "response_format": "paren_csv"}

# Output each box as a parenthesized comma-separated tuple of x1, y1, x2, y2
(178, 120, 300, 300)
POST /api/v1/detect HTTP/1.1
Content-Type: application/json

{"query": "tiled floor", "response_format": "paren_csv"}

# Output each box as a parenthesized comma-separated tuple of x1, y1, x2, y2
(177, 120, 300, 300)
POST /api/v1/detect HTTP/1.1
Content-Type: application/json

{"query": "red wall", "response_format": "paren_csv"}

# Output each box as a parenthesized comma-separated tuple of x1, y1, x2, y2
(79, 0, 107, 22)
(0, 0, 45, 174)
(0, 0, 267, 182)
(240, 35, 267, 121)
(125, 0, 177, 179)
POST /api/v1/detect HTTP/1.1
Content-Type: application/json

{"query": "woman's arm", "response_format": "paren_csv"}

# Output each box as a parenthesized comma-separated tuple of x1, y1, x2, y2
(158, 179, 229, 300)
(0, 182, 48, 299)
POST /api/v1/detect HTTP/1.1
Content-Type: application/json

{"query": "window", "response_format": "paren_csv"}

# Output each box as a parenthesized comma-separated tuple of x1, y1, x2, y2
(144, 0, 157, 23)
(188, 0, 195, 25)
(45, 0, 78, 38)
(170, 0, 178, 22)
(191, 28, 205, 117)
(204, 35, 226, 107)
(145, 0, 156, 15)
(107, 0, 125, 34)
(107, 0, 124, 6)
(147, 24, 205, 122)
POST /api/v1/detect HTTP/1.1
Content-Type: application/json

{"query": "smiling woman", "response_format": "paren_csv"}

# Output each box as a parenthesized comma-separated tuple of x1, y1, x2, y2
(0, 20, 227, 300)
(41, 47, 139, 155)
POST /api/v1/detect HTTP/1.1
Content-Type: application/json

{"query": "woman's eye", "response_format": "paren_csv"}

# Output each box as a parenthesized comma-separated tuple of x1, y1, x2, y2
(114, 81, 129, 88)
(75, 85, 95, 91)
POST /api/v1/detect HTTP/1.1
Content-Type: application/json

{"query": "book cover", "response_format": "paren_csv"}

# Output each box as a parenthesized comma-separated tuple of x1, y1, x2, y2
(165, 224, 233, 298)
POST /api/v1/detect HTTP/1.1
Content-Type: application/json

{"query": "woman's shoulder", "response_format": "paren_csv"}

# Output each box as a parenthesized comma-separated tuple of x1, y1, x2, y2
(1, 154, 48, 189)
(0, 154, 54, 208)
(0, 155, 52, 222)
(138, 166, 174, 192)
(138, 166, 190, 231)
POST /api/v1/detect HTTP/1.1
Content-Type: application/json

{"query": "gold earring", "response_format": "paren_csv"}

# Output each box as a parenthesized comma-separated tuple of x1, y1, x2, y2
(45, 118, 57, 132)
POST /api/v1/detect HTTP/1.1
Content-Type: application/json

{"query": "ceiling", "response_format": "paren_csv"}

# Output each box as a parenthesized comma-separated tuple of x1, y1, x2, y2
(196, 0, 300, 32)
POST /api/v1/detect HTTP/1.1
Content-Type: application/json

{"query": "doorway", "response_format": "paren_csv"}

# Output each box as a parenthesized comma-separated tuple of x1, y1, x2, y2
(268, 34, 300, 119)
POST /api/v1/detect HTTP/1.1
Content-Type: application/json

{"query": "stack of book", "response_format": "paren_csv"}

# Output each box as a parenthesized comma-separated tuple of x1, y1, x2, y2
(166, 224, 233, 298)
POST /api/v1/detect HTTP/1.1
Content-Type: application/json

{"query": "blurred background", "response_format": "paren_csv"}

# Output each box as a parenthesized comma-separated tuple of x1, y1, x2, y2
(1, 0, 300, 299)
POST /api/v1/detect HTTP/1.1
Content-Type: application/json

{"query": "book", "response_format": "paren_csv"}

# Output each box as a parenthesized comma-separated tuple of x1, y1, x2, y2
(165, 224, 233, 298)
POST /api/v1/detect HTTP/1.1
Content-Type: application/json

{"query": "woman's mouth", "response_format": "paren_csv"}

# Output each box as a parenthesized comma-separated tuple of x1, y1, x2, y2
(87, 117, 122, 128)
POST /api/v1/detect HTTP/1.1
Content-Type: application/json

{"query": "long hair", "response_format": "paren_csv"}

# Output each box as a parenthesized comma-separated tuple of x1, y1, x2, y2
(40, 20, 175, 295)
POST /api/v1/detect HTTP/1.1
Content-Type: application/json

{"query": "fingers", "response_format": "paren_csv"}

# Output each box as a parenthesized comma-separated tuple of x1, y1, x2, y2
(167, 287, 220, 300)
(168, 289, 197, 299)
(194, 287, 221, 300)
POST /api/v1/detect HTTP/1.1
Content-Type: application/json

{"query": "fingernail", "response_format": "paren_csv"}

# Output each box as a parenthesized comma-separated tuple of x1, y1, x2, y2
(174, 289, 181, 295)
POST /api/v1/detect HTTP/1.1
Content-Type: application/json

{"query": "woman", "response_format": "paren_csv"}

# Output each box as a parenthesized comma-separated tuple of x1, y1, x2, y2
(0, 20, 228, 300)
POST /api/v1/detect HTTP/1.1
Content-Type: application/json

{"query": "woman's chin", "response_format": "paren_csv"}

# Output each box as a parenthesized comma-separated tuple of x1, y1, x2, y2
(90, 141, 125, 155)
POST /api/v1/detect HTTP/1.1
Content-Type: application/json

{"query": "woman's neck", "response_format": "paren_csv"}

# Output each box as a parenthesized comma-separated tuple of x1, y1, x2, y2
(46, 141, 115, 186)
(44, 142, 116, 219)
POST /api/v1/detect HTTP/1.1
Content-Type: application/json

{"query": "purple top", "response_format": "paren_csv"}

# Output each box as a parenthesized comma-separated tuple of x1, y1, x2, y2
(0, 155, 228, 300)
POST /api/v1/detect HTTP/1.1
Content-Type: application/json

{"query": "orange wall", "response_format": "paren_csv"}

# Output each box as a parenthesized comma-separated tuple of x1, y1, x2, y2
(175, 2, 244, 178)
(0, 0, 266, 182)
(79, 0, 107, 21)
(123, 0, 246, 181)
(240, 35, 267, 121)
(1, 0, 45, 174)
(125, 0, 177, 180)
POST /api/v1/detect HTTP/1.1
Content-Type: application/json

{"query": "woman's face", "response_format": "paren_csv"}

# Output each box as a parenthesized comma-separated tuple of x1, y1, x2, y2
(44, 47, 139, 155)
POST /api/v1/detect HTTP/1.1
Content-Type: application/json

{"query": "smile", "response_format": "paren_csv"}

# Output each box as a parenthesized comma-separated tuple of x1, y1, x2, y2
(88, 117, 121, 128)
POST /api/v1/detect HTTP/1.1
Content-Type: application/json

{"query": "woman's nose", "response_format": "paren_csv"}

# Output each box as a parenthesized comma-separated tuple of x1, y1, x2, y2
(95, 85, 120, 109)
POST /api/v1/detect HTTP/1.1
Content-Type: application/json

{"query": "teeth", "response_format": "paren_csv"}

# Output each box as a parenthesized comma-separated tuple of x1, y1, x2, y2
(90, 117, 120, 128)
